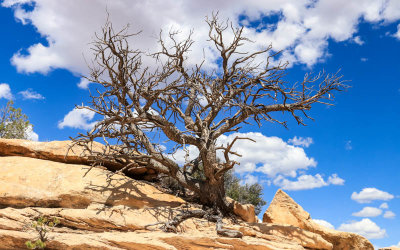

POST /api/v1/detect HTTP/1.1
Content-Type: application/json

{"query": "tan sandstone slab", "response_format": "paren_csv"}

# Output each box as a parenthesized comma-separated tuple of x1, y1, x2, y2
(263, 189, 374, 250)
(0, 138, 149, 174)
(0, 156, 184, 209)
(0, 228, 310, 250)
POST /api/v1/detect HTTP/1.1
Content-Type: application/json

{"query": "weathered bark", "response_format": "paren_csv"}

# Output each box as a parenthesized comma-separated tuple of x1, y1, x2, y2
(199, 179, 230, 214)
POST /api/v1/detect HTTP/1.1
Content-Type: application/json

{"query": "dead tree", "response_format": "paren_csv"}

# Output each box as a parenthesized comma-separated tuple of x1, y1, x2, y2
(72, 14, 347, 217)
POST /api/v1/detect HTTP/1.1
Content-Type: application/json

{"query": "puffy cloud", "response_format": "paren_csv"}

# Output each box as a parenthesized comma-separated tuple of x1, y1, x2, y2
(77, 78, 91, 89)
(313, 219, 334, 229)
(352, 207, 382, 217)
(352, 36, 364, 45)
(240, 174, 258, 185)
(328, 174, 345, 185)
(3, 0, 400, 76)
(379, 202, 389, 209)
(18, 89, 45, 100)
(338, 218, 386, 239)
(383, 211, 396, 219)
(58, 107, 96, 130)
(288, 136, 313, 147)
(0, 83, 12, 100)
(172, 132, 316, 177)
(273, 173, 344, 191)
(217, 132, 316, 178)
(24, 124, 39, 141)
(171, 132, 343, 191)
(351, 188, 394, 204)
(11, 43, 64, 74)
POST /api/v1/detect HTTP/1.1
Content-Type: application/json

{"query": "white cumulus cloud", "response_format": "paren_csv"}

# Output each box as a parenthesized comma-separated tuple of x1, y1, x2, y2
(4, 0, 400, 76)
(58, 107, 96, 130)
(18, 89, 45, 100)
(217, 132, 317, 178)
(353, 36, 364, 45)
(240, 174, 258, 186)
(0, 83, 12, 100)
(24, 124, 39, 141)
(379, 202, 389, 209)
(288, 136, 313, 147)
(351, 188, 394, 204)
(171, 132, 344, 191)
(383, 211, 396, 219)
(352, 207, 382, 217)
(313, 219, 334, 229)
(77, 78, 91, 89)
(171, 132, 317, 178)
(273, 173, 344, 191)
(338, 218, 386, 239)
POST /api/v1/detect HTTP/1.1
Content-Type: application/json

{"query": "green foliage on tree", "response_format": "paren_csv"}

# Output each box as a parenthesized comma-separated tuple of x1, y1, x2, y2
(161, 163, 267, 215)
(224, 170, 267, 215)
(25, 216, 60, 249)
(0, 100, 31, 139)
(188, 161, 267, 215)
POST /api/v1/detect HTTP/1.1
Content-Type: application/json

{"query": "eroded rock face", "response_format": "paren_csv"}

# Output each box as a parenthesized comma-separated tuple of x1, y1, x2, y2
(0, 156, 184, 209)
(0, 206, 333, 250)
(0, 140, 375, 250)
(263, 189, 374, 250)
(0, 138, 101, 164)
(0, 138, 150, 175)
(226, 197, 257, 223)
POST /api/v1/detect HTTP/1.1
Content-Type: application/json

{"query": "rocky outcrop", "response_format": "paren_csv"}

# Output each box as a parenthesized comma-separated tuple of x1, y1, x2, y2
(0, 140, 374, 249)
(0, 138, 152, 176)
(263, 189, 374, 250)
(226, 197, 257, 223)
(0, 205, 335, 250)
(0, 156, 184, 209)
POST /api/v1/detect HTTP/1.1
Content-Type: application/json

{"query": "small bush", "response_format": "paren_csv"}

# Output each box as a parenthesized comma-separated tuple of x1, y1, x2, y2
(25, 216, 60, 249)
(0, 100, 31, 139)
(224, 170, 267, 215)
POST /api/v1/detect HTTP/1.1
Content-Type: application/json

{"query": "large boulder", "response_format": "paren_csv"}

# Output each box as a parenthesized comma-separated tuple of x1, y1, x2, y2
(0, 138, 150, 175)
(263, 189, 374, 250)
(226, 197, 257, 223)
(0, 156, 184, 209)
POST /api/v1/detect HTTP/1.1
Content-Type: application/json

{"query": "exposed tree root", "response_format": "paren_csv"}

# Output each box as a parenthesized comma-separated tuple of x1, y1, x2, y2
(145, 209, 243, 238)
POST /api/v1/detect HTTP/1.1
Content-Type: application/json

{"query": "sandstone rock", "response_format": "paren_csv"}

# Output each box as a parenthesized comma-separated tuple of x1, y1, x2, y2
(0, 156, 184, 209)
(227, 223, 332, 249)
(226, 197, 257, 223)
(0, 228, 311, 250)
(0, 138, 149, 175)
(0, 142, 378, 250)
(263, 189, 374, 250)
(0, 205, 311, 250)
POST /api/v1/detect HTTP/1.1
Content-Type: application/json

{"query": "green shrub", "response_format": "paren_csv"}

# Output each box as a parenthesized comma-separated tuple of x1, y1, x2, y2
(25, 216, 60, 249)
(161, 162, 267, 215)
(0, 100, 31, 139)
(224, 170, 267, 215)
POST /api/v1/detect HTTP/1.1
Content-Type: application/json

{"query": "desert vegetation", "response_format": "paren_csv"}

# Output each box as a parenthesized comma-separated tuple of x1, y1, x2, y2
(0, 100, 32, 140)
(70, 13, 346, 236)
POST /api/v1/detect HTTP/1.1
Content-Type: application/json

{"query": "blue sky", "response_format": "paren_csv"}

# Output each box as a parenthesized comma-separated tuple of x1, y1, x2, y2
(0, 0, 399, 247)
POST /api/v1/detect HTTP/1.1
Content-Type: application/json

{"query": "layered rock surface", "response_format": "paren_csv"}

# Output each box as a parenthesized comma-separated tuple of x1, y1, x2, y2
(0, 139, 374, 249)
(263, 189, 374, 250)
(0, 138, 152, 176)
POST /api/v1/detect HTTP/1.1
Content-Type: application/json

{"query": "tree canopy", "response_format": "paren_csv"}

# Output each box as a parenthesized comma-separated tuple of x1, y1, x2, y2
(0, 100, 31, 140)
